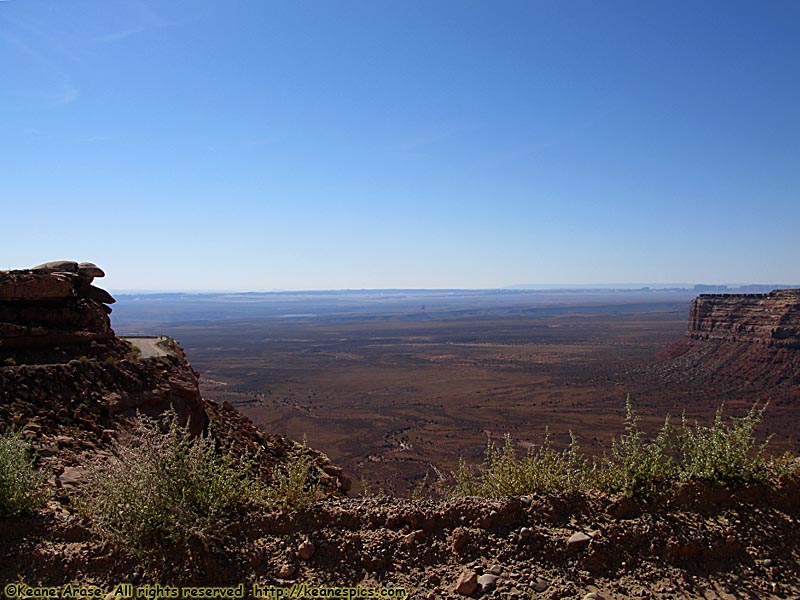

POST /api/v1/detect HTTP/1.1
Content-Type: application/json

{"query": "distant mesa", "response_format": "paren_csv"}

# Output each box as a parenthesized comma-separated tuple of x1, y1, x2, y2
(686, 289, 800, 348)
(658, 288, 800, 391)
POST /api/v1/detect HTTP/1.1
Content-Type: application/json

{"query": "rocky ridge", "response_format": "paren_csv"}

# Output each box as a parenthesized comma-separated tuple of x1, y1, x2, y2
(0, 261, 349, 493)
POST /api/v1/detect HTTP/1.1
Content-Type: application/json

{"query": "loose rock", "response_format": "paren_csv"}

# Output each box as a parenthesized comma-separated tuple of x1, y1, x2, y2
(477, 573, 497, 591)
(276, 564, 296, 579)
(454, 570, 478, 596)
(298, 540, 315, 560)
(568, 532, 592, 548)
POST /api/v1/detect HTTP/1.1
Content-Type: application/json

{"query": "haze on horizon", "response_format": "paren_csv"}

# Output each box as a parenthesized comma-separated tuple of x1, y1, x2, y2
(1, 1, 798, 291)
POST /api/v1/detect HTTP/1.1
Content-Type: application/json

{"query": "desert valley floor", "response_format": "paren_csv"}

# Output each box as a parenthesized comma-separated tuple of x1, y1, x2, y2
(112, 290, 800, 495)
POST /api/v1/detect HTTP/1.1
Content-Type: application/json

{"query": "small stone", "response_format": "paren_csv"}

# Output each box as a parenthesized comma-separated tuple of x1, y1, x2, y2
(488, 563, 503, 576)
(404, 529, 424, 547)
(451, 527, 470, 552)
(530, 577, 550, 592)
(38, 444, 59, 458)
(567, 532, 592, 548)
(762, 558, 774, 567)
(297, 540, 315, 560)
(59, 466, 84, 488)
(454, 570, 478, 596)
(276, 564, 296, 579)
(583, 594, 603, 600)
(477, 574, 497, 591)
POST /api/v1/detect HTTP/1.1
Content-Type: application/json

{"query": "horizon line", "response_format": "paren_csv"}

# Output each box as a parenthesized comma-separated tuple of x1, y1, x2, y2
(107, 283, 800, 295)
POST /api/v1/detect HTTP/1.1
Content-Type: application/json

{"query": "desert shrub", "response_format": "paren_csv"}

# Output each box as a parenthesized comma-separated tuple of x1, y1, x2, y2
(0, 430, 50, 516)
(265, 445, 323, 511)
(448, 400, 793, 500)
(79, 410, 260, 556)
(593, 398, 675, 497)
(677, 403, 770, 484)
(768, 452, 800, 480)
(451, 431, 586, 498)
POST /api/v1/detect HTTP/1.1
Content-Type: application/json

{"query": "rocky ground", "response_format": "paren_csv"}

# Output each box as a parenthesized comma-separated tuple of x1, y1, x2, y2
(1, 479, 799, 599)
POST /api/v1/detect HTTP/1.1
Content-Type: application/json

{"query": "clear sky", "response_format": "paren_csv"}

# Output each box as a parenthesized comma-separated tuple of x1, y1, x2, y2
(1, 1, 798, 291)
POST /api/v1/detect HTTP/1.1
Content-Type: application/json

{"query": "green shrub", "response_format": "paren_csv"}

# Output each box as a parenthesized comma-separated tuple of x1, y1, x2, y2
(0, 430, 50, 516)
(451, 431, 586, 498)
(677, 403, 769, 484)
(265, 445, 322, 511)
(768, 451, 800, 480)
(593, 397, 675, 498)
(79, 410, 260, 556)
(448, 400, 793, 500)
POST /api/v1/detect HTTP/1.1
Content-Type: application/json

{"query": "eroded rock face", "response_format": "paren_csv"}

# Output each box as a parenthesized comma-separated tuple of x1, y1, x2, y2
(687, 289, 800, 349)
(0, 262, 115, 350)
(657, 289, 800, 392)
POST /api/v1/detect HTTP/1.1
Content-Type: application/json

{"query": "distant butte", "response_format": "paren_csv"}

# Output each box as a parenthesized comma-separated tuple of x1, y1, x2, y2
(687, 289, 800, 348)
(658, 289, 800, 392)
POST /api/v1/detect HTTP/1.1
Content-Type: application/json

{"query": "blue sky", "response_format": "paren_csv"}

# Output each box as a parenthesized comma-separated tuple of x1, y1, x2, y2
(1, 1, 798, 290)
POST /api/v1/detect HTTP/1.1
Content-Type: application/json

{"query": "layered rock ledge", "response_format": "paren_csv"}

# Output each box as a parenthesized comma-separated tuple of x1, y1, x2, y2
(654, 289, 800, 395)
(0, 261, 114, 351)
(687, 289, 800, 349)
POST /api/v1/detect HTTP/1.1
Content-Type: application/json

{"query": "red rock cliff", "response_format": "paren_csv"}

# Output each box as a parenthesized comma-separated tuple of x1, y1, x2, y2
(687, 289, 800, 348)
(657, 289, 800, 395)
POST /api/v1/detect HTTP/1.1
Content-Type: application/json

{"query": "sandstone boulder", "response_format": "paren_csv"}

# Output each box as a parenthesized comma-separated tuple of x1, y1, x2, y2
(84, 284, 116, 305)
(31, 260, 79, 273)
(78, 262, 105, 278)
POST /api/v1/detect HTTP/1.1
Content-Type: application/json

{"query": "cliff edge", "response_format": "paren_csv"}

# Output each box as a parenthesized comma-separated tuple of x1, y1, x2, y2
(0, 261, 348, 494)
(656, 289, 800, 395)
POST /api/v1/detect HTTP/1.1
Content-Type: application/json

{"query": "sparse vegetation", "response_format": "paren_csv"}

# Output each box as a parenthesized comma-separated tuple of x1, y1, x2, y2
(79, 410, 260, 556)
(0, 429, 50, 516)
(677, 403, 769, 484)
(125, 345, 142, 361)
(452, 430, 586, 498)
(593, 397, 675, 498)
(450, 401, 797, 499)
(265, 444, 323, 511)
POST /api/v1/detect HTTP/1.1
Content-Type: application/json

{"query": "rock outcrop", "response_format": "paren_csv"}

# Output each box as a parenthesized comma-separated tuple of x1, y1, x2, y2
(686, 289, 800, 348)
(0, 261, 114, 352)
(0, 261, 349, 495)
(656, 289, 800, 394)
